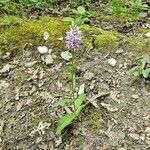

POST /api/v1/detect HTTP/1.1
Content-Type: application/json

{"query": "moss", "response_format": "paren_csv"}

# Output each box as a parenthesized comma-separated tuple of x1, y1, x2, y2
(127, 37, 150, 56)
(2, 16, 68, 47)
(137, 28, 150, 34)
(88, 108, 102, 132)
(0, 15, 23, 27)
(80, 25, 120, 52)
(0, 16, 122, 57)
(100, 14, 138, 23)
(95, 30, 119, 52)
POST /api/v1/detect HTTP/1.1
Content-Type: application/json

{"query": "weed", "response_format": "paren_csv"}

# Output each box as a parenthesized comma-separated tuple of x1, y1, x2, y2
(63, 6, 92, 25)
(129, 55, 150, 79)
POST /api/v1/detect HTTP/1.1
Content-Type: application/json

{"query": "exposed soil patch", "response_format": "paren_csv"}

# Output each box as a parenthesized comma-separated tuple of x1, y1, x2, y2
(0, 0, 150, 149)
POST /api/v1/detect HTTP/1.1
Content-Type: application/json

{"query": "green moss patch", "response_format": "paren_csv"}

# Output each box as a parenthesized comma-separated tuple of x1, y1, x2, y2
(100, 14, 138, 24)
(127, 37, 150, 56)
(0, 16, 122, 58)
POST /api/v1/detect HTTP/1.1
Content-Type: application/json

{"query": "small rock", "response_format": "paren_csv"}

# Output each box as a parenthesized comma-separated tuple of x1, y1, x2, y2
(5, 103, 12, 111)
(129, 133, 139, 140)
(119, 64, 123, 68)
(83, 71, 94, 80)
(132, 94, 139, 99)
(0, 80, 9, 90)
(139, 134, 145, 141)
(0, 137, 2, 143)
(145, 32, 150, 38)
(61, 51, 72, 61)
(108, 58, 117, 67)
(100, 102, 118, 112)
(45, 54, 53, 65)
(16, 102, 24, 111)
(25, 61, 37, 67)
(117, 148, 126, 150)
(37, 46, 48, 54)
(145, 127, 150, 136)
(116, 48, 124, 54)
(0, 121, 4, 133)
(36, 137, 42, 144)
(0, 64, 13, 73)
(145, 137, 150, 145)
(43, 32, 49, 40)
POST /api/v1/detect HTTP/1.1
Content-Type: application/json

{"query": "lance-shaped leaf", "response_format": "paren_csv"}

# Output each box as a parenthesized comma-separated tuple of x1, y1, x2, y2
(74, 93, 86, 109)
(56, 113, 77, 135)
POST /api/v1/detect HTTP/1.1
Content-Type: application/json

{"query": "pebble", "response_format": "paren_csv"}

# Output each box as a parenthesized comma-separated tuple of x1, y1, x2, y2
(108, 58, 117, 67)
(45, 54, 53, 65)
(0, 80, 9, 90)
(37, 46, 48, 54)
(61, 51, 72, 61)
(145, 32, 150, 38)
(0, 64, 13, 73)
(129, 133, 139, 140)
(145, 127, 150, 136)
(116, 48, 124, 54)
(132, 94, 139, 99)
(25, 61, 37, 67)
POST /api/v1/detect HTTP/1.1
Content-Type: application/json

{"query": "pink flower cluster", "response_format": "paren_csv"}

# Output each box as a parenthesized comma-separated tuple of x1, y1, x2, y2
(65, 23, 82, 50)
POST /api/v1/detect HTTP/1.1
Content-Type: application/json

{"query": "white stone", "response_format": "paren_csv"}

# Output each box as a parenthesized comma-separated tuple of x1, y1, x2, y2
(108, 58, 117, 67)
(37, 46, 48, 54)
(116, 48, 124, 54)
(61, 51, 72, 61)
(145, 32, 150, 37)
(132, 94, 139, 99)
(129, 133, 139, 140)
(43, 32, 49, 40)
(45, 54, 53, 65)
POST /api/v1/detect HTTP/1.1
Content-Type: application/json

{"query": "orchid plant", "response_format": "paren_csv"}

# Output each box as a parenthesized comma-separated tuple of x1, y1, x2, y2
(52, 23, 87, 135)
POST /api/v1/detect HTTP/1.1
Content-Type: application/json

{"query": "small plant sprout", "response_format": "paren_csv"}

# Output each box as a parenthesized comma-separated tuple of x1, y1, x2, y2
(130, 0, 148, 15)
(129, 55, 150, 79)
(63, 6, 92, 25)
(52, 23, 87, 135)
(111, 0, 128, 14)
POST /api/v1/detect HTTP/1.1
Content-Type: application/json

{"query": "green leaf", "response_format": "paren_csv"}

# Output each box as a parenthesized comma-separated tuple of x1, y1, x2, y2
(52, 97, 72, 108)
(141, 55, 150, 69)
(77, 6, 86, 15)
(63, 17, 74, 22)
(56, 113, 77, 135)
(75, 104, 86, 115)
(142, 69, 150, 78)
(75, 17, 83, 25)
(74, 93, 86, 109)
(128, 66, 141, 76)
(83, 17, 90, 22)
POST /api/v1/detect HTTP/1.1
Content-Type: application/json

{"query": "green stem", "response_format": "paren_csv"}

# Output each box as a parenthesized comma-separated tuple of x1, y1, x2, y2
(71, 51, 76, 111)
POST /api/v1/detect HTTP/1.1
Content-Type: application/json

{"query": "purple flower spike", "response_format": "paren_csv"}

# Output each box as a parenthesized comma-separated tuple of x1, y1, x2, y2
(65, 23, 82, 50)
